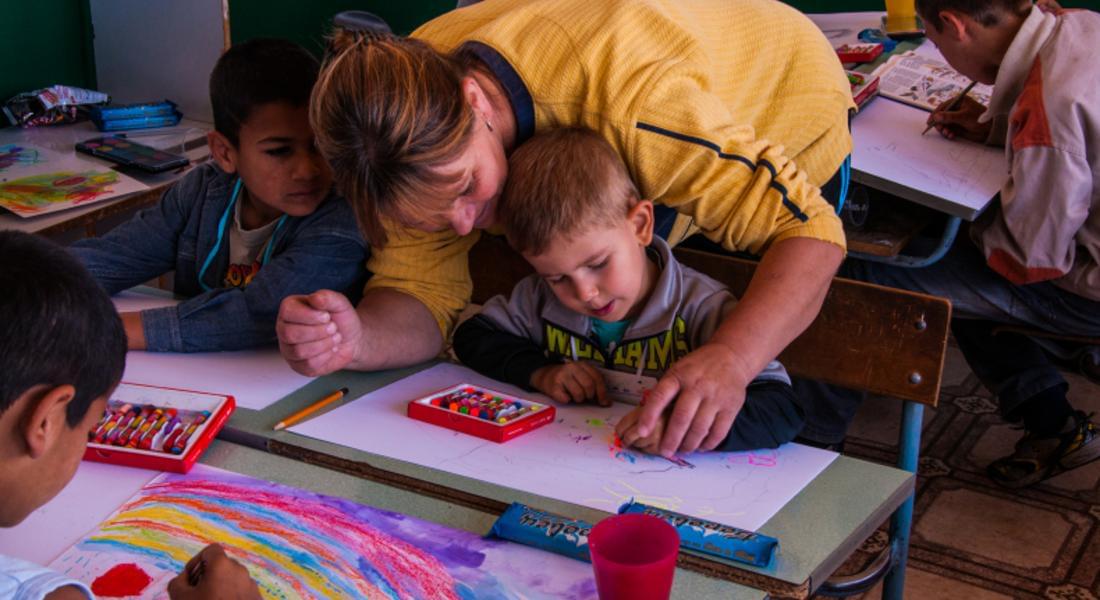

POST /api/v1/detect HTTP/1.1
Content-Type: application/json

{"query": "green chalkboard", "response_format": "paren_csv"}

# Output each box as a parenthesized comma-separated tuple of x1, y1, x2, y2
(0, 0, 95, 107)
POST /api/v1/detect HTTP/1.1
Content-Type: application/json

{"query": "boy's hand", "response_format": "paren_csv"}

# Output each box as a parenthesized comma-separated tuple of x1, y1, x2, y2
(276, 290, 362, 376)
(531, 362, 610, 406)
(167, 544, 260, 600)
(616, 407, 666, 453)
(927, 95, 990, 143)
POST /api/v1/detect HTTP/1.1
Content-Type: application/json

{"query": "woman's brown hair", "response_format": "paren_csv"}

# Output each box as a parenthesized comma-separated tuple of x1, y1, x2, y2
(311, 31, 477, 245)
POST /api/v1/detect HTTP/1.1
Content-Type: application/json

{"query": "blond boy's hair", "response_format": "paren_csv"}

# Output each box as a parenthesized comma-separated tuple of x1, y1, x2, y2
(499, 127, 640, 256)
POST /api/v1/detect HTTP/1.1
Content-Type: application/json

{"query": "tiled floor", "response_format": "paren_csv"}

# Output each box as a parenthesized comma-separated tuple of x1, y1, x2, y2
(831, 343, 1100, 599)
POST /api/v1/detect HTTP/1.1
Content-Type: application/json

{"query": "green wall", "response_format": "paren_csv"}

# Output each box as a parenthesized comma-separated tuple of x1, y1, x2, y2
(0, 0, 94, 104)
(228, 0, 456, 55)
(2, 0, 1096, 113)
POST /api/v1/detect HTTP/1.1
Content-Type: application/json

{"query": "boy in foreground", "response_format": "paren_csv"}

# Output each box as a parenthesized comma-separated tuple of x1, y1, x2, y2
(454, 128, 804, 454)
(0, 231, 258, 599)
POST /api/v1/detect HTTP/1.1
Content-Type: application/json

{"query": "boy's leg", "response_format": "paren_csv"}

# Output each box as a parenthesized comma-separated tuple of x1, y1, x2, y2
(842, 238, 1100, 486)
(717, 381, 806, 452)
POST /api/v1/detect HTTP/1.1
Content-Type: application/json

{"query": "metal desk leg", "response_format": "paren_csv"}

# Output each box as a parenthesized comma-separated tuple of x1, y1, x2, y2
(884, 401, 923, 599)
(851, 216, 962, 269)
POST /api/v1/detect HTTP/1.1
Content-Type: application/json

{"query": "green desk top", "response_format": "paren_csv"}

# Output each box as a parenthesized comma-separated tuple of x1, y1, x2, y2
(200, 439, 766, 600)
(220, 360, 913, 598)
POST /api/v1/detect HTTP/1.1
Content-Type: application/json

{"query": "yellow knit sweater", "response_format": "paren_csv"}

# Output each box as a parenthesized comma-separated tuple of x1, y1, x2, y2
(367, 0, 852, 336)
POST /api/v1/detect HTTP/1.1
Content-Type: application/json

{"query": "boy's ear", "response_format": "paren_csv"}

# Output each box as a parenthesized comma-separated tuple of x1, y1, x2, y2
(937, 10, 971, 41)
(21, 385, 76, 460)
(206, 131, 238, 174)
(629, 199, 655, 246)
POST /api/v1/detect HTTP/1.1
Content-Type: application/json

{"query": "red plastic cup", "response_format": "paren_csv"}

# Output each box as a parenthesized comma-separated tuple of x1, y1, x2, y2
(589, 514, 679, 600)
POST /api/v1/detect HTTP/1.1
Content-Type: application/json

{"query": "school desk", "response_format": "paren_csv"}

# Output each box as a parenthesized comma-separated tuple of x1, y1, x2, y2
(0, 118, 208, 239)
(809, 11, 1007, 267)
(0, 439, 767, 600)
(211, 360, 914, 599)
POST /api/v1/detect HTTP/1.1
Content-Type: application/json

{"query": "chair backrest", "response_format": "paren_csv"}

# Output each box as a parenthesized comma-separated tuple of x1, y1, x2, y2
(468, 235, 950, 406)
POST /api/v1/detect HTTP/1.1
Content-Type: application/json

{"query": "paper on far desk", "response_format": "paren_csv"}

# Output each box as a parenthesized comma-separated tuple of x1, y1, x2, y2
(0, 462, 156, 565)
(0, 143, 148, 218)
(291, 362, 838, 532)
(852, 97, 1006, 219)
(114, 291, 313, 410)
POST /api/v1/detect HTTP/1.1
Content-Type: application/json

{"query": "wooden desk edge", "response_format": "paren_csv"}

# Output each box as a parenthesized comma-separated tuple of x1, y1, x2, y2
(266, 436, 910, 600)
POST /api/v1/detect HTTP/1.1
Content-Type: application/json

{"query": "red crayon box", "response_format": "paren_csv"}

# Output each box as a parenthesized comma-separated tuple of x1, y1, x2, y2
(407, 383, 555, 443)
(84, 382, 234, 473)
(836, 42, 884, 64)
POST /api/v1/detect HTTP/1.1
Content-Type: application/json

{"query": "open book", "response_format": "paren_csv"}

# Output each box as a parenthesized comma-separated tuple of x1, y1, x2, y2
(873, 51, 993, 111)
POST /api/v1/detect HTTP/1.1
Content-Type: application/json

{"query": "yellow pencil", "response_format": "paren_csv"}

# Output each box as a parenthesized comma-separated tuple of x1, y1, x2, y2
(273, 387, 350, 431)
(922, 80, 978, 136)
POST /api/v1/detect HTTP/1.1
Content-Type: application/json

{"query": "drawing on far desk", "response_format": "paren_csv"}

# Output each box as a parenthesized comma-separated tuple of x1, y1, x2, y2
(854, 97, 1006, 215)
(0, 143, 146, 217)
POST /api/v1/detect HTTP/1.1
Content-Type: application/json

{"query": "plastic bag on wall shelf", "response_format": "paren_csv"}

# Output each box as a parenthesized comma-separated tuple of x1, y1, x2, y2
(2, 85, 109, 128)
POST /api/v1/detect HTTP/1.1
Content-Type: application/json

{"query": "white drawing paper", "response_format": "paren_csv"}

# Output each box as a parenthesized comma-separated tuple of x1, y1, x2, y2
(114, 291, 314, 410)
(291, 363, 838, 532)
(852, 97, 1006, 218)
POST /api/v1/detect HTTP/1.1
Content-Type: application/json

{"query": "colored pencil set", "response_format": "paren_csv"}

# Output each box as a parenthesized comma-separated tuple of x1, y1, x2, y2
(89, 402, 210, 455)
(408, 383, 556, 443)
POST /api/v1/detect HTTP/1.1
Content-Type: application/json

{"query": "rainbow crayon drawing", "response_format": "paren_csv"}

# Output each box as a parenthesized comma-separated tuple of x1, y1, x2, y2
(50, 465, 597, 599)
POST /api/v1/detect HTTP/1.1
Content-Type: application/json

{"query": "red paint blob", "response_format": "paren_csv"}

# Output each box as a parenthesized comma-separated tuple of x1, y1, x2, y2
(91, 563, 153, 597)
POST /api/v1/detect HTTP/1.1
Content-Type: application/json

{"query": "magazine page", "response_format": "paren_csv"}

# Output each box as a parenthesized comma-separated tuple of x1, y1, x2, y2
(874, 51, 993, 111)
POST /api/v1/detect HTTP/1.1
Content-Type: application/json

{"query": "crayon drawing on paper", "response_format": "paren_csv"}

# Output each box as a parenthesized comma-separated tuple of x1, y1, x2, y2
(0, 143, 147, 217)
(291, 363, 839, 531)
(50, 465, 596, 600)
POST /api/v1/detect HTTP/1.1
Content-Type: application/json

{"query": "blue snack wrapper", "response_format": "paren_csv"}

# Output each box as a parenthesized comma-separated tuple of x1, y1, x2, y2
(488, 502, 593, 562)
(618, 501, 778, 567)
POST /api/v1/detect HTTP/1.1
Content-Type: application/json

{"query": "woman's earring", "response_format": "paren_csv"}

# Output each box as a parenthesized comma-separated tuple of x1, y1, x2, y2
(485, 119, 494, 132)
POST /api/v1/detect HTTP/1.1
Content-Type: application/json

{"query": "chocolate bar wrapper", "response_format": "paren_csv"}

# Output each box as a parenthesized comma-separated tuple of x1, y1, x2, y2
(618, 501, 777, 567)
(488, 502, 592, 562)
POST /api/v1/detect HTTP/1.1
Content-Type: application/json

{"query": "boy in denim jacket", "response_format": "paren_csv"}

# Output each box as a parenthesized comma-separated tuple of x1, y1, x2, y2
(72, 39, 367, 352)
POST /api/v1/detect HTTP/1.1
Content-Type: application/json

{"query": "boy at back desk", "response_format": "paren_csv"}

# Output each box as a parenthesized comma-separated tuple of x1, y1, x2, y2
(0, 231, 259, 599)
(71, 38, 367, 353)
(453, 128, 805, 455)
(839, 0, 1100, 487)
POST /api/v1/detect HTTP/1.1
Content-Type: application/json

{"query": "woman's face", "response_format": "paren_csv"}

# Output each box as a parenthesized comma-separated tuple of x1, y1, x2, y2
(410, 121, 508, 236)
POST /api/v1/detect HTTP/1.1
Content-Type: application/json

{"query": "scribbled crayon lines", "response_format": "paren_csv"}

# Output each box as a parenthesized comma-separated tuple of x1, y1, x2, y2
(0, 144, 41, 173)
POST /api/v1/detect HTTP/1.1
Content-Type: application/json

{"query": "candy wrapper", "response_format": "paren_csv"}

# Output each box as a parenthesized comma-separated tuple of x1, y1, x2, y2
(3, 85, 109, 127)
(618, 500, 778, 567)
(488, 502, 593, 561)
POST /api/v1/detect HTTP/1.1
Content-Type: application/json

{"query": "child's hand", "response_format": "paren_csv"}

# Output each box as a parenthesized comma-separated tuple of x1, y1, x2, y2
(167, 544, 260, 600)
(927, 95, 991, 143)
(276, 290, 362, 377)
(616, 407, 666, 453)
(531, 362, 609, 405)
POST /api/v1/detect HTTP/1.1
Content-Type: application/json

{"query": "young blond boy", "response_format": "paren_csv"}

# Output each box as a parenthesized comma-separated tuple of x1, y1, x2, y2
(453, 128, 804, 454)
(71, 39, 367, 353)
(0, 231, 258, 599)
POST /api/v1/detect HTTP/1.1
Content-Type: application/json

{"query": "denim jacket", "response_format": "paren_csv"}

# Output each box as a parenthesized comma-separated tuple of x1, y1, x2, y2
(71, 163, 369, 352)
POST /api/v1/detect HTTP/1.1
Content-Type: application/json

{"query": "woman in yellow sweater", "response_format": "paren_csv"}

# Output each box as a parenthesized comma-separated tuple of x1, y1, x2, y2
(276, 0, 853, 457)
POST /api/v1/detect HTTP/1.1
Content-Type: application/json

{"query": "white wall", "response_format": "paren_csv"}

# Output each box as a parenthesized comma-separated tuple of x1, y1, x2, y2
(90, 0, 226, 124)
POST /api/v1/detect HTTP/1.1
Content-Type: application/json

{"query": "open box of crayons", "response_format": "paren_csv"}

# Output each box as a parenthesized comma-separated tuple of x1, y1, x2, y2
(84, 382, 235, 473)
(407, 383, 555, 443)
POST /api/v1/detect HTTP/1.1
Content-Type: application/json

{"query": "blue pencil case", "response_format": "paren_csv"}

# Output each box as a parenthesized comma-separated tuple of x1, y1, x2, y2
(90, 101, 183, 131)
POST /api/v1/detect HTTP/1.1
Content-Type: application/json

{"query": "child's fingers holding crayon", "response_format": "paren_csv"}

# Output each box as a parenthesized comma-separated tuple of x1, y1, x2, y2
(167, 544, 260, 600)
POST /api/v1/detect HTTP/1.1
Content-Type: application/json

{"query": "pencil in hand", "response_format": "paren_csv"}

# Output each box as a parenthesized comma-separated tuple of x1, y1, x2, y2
(273, 386, 350, 430)
(922, 80, 978, 136)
